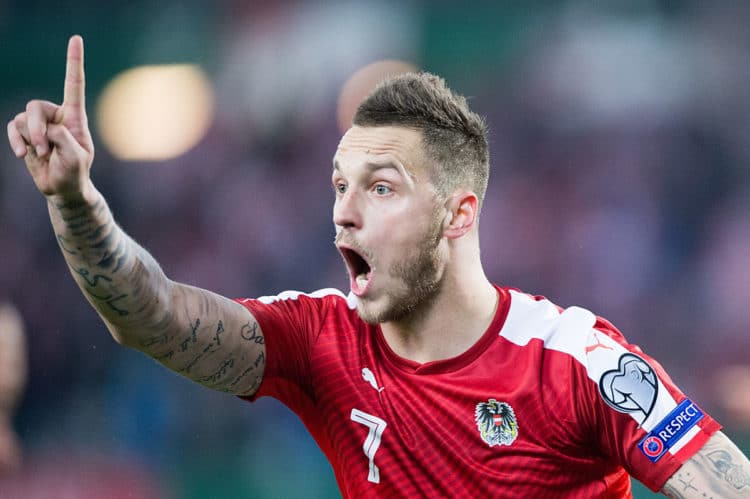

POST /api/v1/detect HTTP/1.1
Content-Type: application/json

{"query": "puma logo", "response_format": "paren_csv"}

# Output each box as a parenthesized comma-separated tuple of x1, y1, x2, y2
(586, 332, 614, 354)
(362, 367, 384, 393)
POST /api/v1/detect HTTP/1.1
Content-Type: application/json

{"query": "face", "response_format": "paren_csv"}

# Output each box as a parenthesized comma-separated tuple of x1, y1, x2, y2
(332, 126, 447, 324)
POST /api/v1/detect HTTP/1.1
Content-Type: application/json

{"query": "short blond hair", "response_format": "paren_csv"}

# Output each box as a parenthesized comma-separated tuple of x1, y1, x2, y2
(353, 73, 489, 206)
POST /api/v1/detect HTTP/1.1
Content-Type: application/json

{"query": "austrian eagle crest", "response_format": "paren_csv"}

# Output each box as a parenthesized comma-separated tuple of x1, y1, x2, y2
(475, 399, 518, 447)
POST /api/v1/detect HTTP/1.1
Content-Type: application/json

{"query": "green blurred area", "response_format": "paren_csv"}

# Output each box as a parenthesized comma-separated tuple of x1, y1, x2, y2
(0, 1, 219, 109)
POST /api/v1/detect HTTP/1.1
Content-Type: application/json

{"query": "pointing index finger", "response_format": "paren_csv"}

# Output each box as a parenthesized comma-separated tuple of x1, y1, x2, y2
(63, 35, 85, 110)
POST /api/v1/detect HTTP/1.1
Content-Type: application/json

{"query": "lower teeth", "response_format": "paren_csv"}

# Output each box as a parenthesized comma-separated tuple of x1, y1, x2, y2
(356, 275, 368, 288)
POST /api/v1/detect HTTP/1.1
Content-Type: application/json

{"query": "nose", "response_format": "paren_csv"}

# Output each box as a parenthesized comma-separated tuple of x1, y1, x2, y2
(333, 189, 362, 230)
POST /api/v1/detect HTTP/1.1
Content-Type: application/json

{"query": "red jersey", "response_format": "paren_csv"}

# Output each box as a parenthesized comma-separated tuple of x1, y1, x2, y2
(237, 285, 720, 498)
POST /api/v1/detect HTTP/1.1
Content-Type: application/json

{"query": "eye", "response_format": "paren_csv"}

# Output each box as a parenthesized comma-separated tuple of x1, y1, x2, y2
(374, 184, 391, 196)
(334, 182, 347, 194)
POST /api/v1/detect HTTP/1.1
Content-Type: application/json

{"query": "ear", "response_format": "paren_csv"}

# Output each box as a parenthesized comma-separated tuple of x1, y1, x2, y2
(442, 190, 478, 239)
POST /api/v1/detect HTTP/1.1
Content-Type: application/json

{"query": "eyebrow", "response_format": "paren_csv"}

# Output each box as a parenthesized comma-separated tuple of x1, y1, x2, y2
(332, 159, 414, 180)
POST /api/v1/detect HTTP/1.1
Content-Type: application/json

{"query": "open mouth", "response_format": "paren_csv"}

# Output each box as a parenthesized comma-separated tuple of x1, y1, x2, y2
(338, 246, 373, 296)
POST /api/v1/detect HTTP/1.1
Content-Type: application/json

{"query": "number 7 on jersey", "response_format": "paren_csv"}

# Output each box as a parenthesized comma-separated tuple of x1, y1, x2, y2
(350, 408, 387, 483)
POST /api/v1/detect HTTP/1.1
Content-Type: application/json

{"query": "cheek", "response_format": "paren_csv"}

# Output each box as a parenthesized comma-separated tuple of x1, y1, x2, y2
(369, 200, 441, 250)
(382, 225, 435, 263)
(381, 222, 419, 249)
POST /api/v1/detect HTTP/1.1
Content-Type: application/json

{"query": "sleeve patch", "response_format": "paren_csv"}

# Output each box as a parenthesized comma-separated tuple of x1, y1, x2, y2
(599, 353, 658, 425)
(637, 399, 704, 463)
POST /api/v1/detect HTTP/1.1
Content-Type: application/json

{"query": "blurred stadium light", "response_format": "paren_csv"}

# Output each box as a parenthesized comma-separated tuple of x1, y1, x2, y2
(96, 64, 214, 161)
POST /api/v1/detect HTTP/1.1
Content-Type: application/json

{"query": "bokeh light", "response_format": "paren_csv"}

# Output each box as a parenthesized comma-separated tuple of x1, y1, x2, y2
(96, 64, 214, 161)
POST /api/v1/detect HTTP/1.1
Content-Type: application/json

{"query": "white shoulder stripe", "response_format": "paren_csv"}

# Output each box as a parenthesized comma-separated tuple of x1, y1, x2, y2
(256, 287, 354, 308)
(502, 290, 595, 365)
(502, 290, 680, 432)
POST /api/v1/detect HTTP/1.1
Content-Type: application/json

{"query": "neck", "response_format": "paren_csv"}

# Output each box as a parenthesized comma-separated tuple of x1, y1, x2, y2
(380, 241, 497, 364)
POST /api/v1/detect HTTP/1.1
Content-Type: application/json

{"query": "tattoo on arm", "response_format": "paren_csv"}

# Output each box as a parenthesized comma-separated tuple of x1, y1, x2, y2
(154, 350, 174, 362)
(662, 431, 750, 498)
(183, 316, 265, 394)
(197, 356, 235, 385)
(93, 231, 126, 272)
(179, 341, 219, 374)
(706, 449, 750, 490)
(214, 320, 224, 345)
(241, 321, 264, 344)
(138, 294, 265, 395)
(191, 319, 200, 342)
(57, 234, 78, 255)
(662, 473, 699, 499)
(49, 193, 171, 331)
(50, 194, 265, 396)
(82, 285, 130, 316)
(73, 267, 112, 287)
(140, 332, 172, 348)
(225, 350, 265, 395)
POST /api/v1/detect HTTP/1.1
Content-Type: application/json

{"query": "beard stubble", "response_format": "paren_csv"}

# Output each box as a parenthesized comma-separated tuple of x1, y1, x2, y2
(356, 211, 444, 325)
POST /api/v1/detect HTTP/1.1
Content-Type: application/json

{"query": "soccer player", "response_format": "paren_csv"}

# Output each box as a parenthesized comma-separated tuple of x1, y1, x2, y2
(7, 35, 750, 497)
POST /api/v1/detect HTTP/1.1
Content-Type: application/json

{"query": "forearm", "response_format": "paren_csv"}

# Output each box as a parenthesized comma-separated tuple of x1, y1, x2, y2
(47, 185, 266, 394)
(48, 184, 173, 345)
(662, 431, 750, 497)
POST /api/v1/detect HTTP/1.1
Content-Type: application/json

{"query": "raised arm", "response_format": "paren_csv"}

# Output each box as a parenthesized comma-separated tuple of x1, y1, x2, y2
(6, 35, 265, 396)
(662, 431, 750, 498)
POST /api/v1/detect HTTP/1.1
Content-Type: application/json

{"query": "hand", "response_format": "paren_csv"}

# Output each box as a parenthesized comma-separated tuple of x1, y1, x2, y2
(6, 35, 95, 200)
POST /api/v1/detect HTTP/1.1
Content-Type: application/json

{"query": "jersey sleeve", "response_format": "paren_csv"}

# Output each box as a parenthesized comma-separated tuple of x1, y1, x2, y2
(234, 288, 345, 409)
(574, 316, 722, 492)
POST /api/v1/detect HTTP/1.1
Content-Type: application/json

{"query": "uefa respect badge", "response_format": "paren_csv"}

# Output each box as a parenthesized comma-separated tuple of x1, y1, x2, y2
(638, 398, 704, 463)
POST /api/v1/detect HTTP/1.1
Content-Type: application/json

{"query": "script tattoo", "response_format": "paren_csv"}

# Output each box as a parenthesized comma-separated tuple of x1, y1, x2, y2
(198, 357, 235, 385)
(154, 350, 174, 361)
(179, 336, 191, 352)
(191, 318, 201, 341)
(178, 319, 228, 373)
(74, 267, 112, 287)
(56, 234, 78, 255)
(240, 321, 264, 344)
(180, 341, 219, 374)
(141, 332, 172, 348)
(214, 320, 225, 345)
(178, 319, 201, 352)
(84, 287, 129, 316)
(228, 351, 265, 390)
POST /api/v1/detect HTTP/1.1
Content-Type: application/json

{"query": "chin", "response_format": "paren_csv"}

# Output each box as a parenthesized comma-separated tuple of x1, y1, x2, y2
(354, 293, 404, 324)
(355, 299, 388, 325)
(355, 293, 425, 325)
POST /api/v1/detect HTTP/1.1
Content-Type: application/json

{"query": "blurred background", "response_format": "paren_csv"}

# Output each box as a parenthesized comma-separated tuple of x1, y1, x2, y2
(1, 0, 749, 497)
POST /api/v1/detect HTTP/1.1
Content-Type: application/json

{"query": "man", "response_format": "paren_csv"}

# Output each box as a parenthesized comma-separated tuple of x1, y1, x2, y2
(7, 35, 750, 497)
